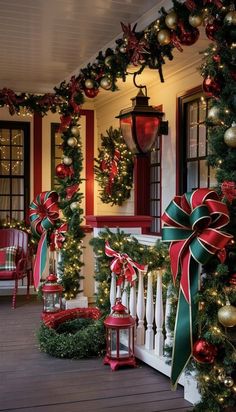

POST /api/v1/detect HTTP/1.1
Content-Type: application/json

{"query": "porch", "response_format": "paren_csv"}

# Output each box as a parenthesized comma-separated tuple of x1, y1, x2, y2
(0, 296, 193, 412)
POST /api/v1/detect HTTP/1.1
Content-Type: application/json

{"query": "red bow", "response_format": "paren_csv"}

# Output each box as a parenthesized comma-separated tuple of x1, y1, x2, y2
(101, 149, 121, 195)
(105, 241, 147, 285)
(0, 88, 18, 115)
(203, 0, 223, 7)
(69, 76, 81, 113)
(121, 22, 149, 66)
(66, 184, 79, 200)
(221, 181, 236, 203)
(185, 0, 197, 11)
(50, 223, 68, 250)
(171, 32, 183, 53)
(59, 115, 72, 132)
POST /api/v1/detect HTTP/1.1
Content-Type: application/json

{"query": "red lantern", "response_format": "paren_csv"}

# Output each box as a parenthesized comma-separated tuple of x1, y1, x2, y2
(104, 299, 136, 371)
(42, 274, 63, 313)
(116, 89, 163, 154)
(192, 338, 217, 364)
(84, 87, 99, 98)
(202, 75, 221, 97)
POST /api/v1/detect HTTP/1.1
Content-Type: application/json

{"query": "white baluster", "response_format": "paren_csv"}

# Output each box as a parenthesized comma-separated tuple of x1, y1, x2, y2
(116, 284, 121, 299)
(110, 272, 117, 310)
(164, 283, 174, 348)
(154, 269, 164, 356)
(121, 280, 128, 309)
(136, 269, 145, 345)
(145, 271, 154, 350)
(129, 283, 137, 320)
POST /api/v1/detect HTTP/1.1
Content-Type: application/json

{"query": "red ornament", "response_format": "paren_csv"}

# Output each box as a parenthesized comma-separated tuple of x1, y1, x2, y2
(193, 338, 217, 364)
(177, 22, 199, 46)
(205, 20, 220, 41)
(229, 273, 236, 287)
(202, 75, 221, 97)
(230, 71, 236, 82)
(65, 183, 79, 200)
(213, 54, 221, 63)
(84, 87, 99, 98)
(55, 163, 73, 179)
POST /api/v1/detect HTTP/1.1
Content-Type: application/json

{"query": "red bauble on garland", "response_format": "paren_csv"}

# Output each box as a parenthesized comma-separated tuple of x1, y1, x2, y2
(56, 163, 74, 179)
(84, 87, 99, 98)
(205, 20, 220, 41)
(193, 338, 218, 364)
(177, 22, 199, 46)
(202, 75, 222, 97)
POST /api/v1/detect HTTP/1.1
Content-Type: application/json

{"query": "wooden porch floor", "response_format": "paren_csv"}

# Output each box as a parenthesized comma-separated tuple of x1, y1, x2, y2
(0, 296, 193, 412)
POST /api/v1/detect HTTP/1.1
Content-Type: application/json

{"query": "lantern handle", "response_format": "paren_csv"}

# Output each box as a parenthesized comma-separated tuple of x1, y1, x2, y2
(133, 72, 147, 96)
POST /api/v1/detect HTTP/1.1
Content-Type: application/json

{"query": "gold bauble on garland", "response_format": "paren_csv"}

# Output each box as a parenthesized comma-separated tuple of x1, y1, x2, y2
(207, 106, 221, 124)
(224, 377, 234, 388)
(224, 122, 236, 148)
(218, 302, 236, 327)
(100, 77, 112, 90)
(189, 14, 203, 28)
(71, 126, 80, 137)
(165, 11, 178, 29)
(67, 137, 77, 147)
(157, 29, 171, 45)
(84, 79, 94, 89)
(224, 11, 236, 26)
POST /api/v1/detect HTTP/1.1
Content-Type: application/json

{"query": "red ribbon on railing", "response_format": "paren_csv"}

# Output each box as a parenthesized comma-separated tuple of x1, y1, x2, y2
(105, 241, 147, 285)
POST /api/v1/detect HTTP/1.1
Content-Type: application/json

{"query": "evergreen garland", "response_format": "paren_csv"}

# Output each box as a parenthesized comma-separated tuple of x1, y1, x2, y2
(90, 228, 171, 314)
(94, 127, 134, 206)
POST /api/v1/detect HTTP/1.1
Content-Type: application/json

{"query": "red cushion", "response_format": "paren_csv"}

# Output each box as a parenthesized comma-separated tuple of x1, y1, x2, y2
(0, 270, 16, 280)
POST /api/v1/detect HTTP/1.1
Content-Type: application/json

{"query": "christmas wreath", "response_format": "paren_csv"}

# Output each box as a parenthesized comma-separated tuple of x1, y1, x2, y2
(38, 308, 106, 359)
(94, 127, 134, 206)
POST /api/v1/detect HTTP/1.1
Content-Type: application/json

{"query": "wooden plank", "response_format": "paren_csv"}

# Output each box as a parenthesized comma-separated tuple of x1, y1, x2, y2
(0, 296, 193, 412)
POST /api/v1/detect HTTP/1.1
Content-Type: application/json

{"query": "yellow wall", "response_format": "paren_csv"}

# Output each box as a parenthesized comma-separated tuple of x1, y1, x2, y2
(94, 65, 203, 215)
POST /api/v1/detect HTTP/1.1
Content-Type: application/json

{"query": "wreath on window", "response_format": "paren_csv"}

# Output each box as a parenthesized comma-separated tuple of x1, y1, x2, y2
(94, 127, 134, 206)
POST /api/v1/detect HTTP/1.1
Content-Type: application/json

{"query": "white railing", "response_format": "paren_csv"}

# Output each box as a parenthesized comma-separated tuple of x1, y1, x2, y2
(109, 235, 200, 405)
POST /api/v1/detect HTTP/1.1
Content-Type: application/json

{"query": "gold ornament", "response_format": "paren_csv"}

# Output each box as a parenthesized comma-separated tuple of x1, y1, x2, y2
(224, 376, 234, 388)
(165, 11, 178, 30)
(100, 77, 112, 90)
(189, 14, 203, 28)
(104, 55, 114, 68)
(207, 106, 221, 124)
(224, 11, 236, 26)
(62, 156, 73, 166)
(157, 29, 171, 46)
(71, 126, 80, 137)
(70, 201, 80, 211)
(218, 302, 236, 327)
(84, 79, 94, 89)
(224, 122, 236, 148)
(67, 137, 77, 147)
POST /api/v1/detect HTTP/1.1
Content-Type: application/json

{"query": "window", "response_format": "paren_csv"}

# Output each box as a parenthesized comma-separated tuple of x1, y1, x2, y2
(177, 88, 217, 194)
(51, 123, 62, 189)
(0, 121, 30, 222)
(150, 135, 162, 234)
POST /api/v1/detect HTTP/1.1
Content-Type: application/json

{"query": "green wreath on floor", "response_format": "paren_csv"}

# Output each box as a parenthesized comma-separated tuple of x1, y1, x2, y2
(38, 308, 106, 359)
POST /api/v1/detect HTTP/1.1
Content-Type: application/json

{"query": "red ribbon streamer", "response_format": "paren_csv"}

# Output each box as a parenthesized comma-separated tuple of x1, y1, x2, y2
(105, 241, 147, 285)
(50, 223, 68, 251)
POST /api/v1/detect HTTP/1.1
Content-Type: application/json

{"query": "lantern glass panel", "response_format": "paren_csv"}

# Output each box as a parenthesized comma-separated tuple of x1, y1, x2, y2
(120, 116, 137, 153)
(44, 292, 61, 312)
(119, 328, 130, 358)
(136, 116, 160, 153)
(110, 328, 117, 358)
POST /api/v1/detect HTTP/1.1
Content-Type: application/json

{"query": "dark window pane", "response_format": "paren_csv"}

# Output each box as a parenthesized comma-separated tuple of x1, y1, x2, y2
(187, 161, 198, 191)
(12, 161, 23, 175)
(12, 195, 24, 209)
(0, 129, 10, 144)
(0, 196, 10, 209)
(12, 130, 23, 145)
(0, 178, 10, 194)
(0, 161, 10, 175)
(12, 178, 24, 194)
(12, 146, 23, 160)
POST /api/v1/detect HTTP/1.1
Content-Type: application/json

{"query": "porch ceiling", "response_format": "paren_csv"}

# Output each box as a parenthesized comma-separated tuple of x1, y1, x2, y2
(0, 0, 210, 96)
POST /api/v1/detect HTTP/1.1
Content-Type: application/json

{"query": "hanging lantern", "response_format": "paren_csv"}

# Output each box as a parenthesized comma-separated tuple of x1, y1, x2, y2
(104, 299, 136, 371)
(116, 88, 163, 154)
(42, 274, 63, 313)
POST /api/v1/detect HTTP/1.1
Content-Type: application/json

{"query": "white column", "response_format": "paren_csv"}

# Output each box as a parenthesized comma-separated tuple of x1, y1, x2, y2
(154, 269, 164, 356)
(145, 271, 154, 350)
(121, 280, 128, 309)
(110, 272, 117, 310)
(136, 269, 146, 346)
